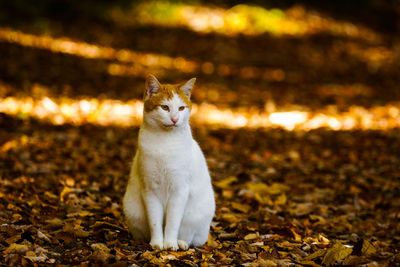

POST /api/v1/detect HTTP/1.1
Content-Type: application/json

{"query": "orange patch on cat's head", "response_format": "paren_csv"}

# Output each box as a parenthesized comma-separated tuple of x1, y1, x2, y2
(144, 76, 193, 112)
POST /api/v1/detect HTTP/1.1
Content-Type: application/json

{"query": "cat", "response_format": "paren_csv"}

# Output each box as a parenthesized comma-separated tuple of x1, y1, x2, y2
(123, 74, 215, 251)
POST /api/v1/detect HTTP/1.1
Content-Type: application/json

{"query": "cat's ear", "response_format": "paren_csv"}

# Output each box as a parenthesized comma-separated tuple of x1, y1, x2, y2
(180, 78, 196, 98)
(145, 74, 161, 98)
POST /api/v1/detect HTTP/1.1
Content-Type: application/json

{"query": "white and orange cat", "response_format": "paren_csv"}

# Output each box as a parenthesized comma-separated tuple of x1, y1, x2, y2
(123, 74, 215, 251)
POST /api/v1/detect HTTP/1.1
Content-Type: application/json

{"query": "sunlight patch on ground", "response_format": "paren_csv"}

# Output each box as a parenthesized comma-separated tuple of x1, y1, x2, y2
(112, 2, 380, 42)
(0, 27, 396, 80)
(0, 28, 198, 75)
(0, 27, 287, 81)
(1, 94, 399, 131)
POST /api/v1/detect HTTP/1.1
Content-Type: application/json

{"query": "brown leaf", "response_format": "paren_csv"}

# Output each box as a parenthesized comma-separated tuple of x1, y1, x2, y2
(91, 243, 111, 262)
(361, 240, 377, 256)
(321, 242, 352, 266)
(206, 234, 221, 249)
(45, 218, 64, 229)
(303, 249, 326, 260)
(4, 243, 30, 254)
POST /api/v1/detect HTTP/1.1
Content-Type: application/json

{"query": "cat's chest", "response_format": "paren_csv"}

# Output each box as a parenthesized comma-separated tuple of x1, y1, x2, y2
(139, 137, 192, 178)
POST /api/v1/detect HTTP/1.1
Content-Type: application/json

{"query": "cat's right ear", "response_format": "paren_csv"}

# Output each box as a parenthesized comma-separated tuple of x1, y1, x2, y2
(145, 74, 161, 99)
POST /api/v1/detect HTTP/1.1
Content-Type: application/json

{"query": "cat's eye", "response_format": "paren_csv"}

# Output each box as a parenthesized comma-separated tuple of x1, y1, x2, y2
(160, 105, 170, 111)
(179, 106, 185, 111)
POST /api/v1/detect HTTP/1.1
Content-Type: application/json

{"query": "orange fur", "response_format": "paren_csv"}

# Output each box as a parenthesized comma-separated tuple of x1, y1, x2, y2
(144, 83, 192, 112)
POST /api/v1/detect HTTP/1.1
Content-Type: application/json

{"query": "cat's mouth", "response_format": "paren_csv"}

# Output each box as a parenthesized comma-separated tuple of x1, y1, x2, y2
(163, 124, 178, 128)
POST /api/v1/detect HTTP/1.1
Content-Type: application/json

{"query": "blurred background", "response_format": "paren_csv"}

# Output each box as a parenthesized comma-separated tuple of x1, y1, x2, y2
(1, 1, 400, 265)
(0, 0, 399, 129)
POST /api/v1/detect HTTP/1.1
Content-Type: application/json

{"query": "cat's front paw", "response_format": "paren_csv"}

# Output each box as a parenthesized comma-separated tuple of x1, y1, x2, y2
(164, 239, 179, 251)
(178, 240, 189, 250)
(150, 238, 164, 250)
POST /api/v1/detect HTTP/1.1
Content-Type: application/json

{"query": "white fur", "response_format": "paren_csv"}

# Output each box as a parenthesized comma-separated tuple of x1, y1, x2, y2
(123, 89, 215, 251)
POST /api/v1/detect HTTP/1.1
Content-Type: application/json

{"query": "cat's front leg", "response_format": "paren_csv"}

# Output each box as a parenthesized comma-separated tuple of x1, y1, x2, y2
(164, 186, 189, 251)
(143, 192, 164, 250)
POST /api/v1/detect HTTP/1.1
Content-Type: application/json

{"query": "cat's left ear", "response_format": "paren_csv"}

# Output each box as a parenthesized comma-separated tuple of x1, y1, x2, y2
(180, 78, 196, 98)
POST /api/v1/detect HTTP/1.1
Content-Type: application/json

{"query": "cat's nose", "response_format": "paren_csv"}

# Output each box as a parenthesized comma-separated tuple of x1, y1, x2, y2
(171, 117, 178, 124)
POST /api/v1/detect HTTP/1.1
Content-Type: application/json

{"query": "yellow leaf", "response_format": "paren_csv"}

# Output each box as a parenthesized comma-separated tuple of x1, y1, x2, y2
(231, 202, 251, 213)
(322, 242, 352, 266)
(244, 233, 258, 240)
(254, 193, 273, 205)
(304, 248, 326, 260)
(44, 191, 58, 200)
(4, 243, 30, 254)
(247, 182, 270, 194)
(221, 213, 241, 224)
(214, 176, 238, 189)
(206, 234, 221, 249)
(318, 233, 330, 245)
(268, 183, 290, 194)
(257, 259, 277, 267)
(222, 189, 234, 198)
(275, 194, 287, 205)
(361, 240, 377, 256)
(290, 228, 302, 242)
(77, 210, 94, 217)
(261, 245, 272, 253)
(247, 182, 289, 195)
(60, 186, 72, 202)
(45, 218, 64, 229)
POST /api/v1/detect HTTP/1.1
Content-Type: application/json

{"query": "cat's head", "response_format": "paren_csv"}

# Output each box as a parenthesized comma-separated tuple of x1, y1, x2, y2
(142, 74, 196, 130)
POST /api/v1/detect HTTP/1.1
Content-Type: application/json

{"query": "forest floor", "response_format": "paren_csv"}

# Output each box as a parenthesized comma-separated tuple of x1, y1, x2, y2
(1, 1, 400, 266)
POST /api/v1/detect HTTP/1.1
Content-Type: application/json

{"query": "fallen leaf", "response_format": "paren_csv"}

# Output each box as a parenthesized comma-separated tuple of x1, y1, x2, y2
(257, 259, 277, 266)
(67, 210, 94, 217)
(214, 176, 238, 189)
(244, 233, 259, 240)
(24, 248, 48, 263)
(361, 240, 377, 256)
(275, 194, 287, 205)
(322, 242, 352, 266)
(304, 249, 326, 260)
(45, 218, 64, 229)
(221, 213, 241, 224)
(4, 243, 30, 254)
(231, 202, 251, 213)
(290, 228, 302, 242)
(91, 243, 111, 262)
(60, 186, 73, 202)
(317, 233, 330, 246)
(247, 182, 289, 195)
(206, 234, 221, 249)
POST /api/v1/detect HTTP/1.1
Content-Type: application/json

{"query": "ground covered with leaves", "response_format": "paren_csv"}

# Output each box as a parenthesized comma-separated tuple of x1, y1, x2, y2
(1, 115, 400, 266)
(1, 1, 400, 266)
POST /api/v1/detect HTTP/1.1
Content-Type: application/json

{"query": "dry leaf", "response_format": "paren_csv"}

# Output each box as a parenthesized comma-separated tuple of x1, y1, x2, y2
(214, 176, 238, 189)
(304, 249, 326, 260)
(206, 234, 221, 249)
(244, 233, 259, 240)
(221, 213, 241, 224)
(231, 202, 251, 213)
(4, 243, 30, 254)
(60, 186, 72, 202)
(361, 240, 377, 256)
(322, 242, 352, 266)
